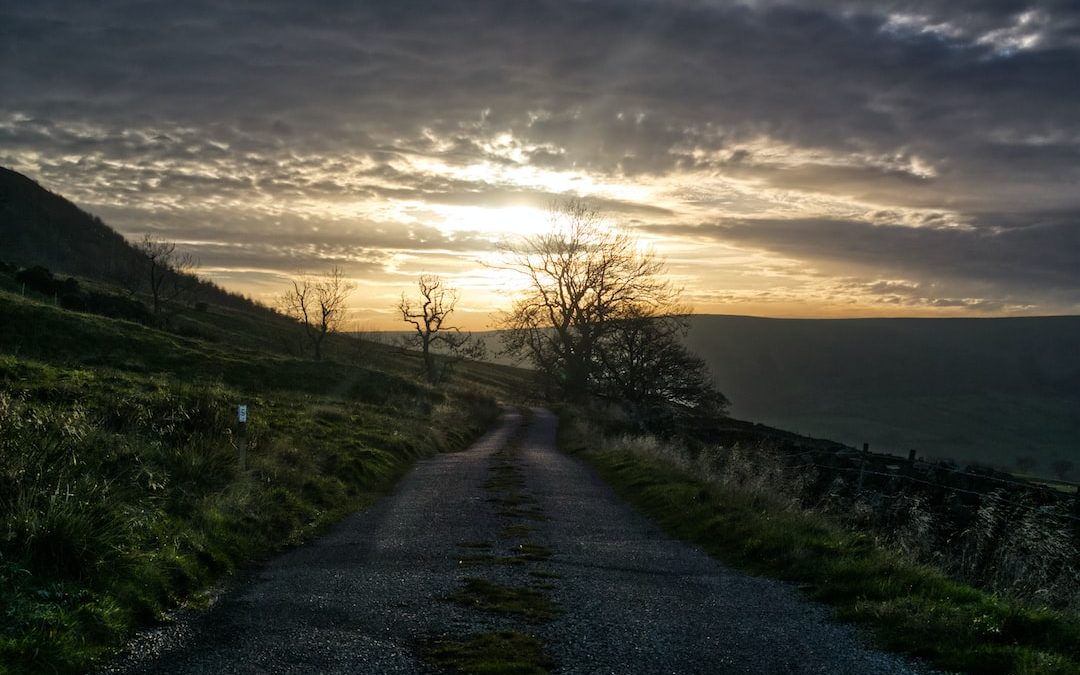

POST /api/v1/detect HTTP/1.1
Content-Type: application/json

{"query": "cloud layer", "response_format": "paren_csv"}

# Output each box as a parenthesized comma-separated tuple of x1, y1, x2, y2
(2, 0, 1078, 323)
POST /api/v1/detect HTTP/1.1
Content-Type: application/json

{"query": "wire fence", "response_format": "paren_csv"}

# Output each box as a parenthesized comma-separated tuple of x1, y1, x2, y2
(740, 439, 1080, 523)
(598, 425, 1080, 609)
(764, 454, 1080, 524)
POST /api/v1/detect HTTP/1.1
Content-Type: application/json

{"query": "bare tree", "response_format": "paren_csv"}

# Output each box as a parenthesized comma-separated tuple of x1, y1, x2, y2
(399, 274, 476, 382)
(498, 201, 674, 400)
(497, 200, 726, 422)
(279, 266, 356, 361)
(134, 234, 197, 321)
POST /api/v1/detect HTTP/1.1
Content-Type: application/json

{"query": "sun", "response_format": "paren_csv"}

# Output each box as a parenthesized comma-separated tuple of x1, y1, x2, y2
(427, 203, 553, 238)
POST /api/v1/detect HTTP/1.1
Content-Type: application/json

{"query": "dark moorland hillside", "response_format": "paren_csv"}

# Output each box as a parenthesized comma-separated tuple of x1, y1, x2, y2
(378, 316, 1080, 476)
(0, 167, 277, 320)
(0, 167, 143, 279)
(687, 315, 1080, 473)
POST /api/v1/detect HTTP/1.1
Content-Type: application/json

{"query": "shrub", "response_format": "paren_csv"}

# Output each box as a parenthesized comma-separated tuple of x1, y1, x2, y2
(63, 291, 152, 325)
(14, 266, 62, 296)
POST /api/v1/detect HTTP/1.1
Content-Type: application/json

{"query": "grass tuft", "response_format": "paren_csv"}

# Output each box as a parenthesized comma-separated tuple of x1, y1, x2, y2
(421, 630, 555, 674)
(447, 578, 560, 624)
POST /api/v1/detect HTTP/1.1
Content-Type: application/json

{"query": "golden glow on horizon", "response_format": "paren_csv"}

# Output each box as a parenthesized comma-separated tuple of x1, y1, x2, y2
(195, 183, 1017, 333)
(9, 118, 1060, 326)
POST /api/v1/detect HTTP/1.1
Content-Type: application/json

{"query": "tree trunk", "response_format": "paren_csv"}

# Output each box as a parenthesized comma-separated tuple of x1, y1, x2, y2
(422, 334, 435, 382)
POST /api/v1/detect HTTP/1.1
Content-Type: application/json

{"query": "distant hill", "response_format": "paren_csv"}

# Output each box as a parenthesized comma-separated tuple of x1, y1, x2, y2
(10, 165, 1074, 475)
(685, 315, 1080, 473)
(434, 316, 1080, 474)
(0, 166, 147, 279)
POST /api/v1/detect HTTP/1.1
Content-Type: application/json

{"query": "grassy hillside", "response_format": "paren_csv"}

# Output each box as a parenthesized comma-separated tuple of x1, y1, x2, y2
(685, 315, 1080, 475)
(0, 284, 527, 674)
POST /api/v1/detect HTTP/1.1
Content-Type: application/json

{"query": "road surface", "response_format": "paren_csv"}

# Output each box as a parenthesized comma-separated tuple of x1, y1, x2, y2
(102, 408, 932, 674)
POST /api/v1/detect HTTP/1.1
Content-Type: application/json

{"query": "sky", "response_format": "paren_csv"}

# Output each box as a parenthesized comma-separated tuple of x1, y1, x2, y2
(2, 0, 1079, 328)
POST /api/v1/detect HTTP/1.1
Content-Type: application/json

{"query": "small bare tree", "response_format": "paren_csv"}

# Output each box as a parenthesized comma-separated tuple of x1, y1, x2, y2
(280, 266, 356, 361)
(134, 234, 197, 321)
(399, 274, 475, 382)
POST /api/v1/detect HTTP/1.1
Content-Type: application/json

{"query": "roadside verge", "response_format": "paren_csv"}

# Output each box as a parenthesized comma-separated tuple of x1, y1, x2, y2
(557, 412, 1080, 675)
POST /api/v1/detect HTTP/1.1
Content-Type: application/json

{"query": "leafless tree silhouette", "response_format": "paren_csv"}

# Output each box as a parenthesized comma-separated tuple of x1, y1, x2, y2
(497, 200, 725, 424)
(134, 234, 197, 322)
(399, 274, 479, 382)
(279, 266, 355, 361)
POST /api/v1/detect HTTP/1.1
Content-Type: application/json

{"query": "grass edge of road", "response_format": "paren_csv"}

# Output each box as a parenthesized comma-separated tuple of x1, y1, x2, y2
(557, 411, 1080, 675)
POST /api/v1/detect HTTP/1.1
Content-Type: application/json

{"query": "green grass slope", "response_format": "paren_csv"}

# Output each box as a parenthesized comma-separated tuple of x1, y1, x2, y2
(0, 287, 526, 674)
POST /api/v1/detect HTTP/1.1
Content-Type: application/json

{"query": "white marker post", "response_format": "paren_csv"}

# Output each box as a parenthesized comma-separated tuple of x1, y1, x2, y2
(237, 404, 248, 471)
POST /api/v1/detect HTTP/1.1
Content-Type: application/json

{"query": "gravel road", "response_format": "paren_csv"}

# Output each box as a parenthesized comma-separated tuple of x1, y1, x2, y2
(101, 408, 934, 674)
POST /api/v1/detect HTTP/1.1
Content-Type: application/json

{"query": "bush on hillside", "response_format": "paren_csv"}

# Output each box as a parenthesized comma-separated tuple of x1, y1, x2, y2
(14, 265, 69, 296)
(61, 291, 153, 325)
(6, 263, 152, 324)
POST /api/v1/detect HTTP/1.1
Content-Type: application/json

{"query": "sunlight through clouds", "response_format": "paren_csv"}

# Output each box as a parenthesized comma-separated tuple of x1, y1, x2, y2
(424, 204, 551, 237)
(2, 0, 1079, 326)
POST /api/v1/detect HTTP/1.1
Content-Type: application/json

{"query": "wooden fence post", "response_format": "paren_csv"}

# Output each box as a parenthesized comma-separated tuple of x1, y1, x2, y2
(857, 442, 869, 492)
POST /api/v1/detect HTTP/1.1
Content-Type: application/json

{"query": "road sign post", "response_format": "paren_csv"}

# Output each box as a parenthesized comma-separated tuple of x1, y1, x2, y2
(238, 404, 248, 471)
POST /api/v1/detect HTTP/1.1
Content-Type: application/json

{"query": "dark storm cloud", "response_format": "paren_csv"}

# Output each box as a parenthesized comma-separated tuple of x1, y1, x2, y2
(652, 211, 1080, 303)
(1, 0, 1078, 309)
(5, 0, 1077, 173)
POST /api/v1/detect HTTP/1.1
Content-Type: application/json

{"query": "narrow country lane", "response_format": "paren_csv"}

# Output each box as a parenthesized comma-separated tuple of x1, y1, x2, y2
(102, 409, 933, 675)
